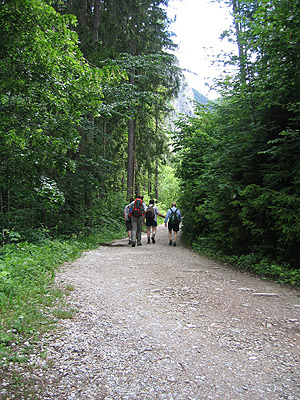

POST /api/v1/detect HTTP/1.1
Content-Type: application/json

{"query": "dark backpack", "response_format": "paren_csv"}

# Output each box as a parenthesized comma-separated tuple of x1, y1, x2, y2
(169, 208, 179, 225)
(131, 198, 143, 217)
(145, 205, 155, 220)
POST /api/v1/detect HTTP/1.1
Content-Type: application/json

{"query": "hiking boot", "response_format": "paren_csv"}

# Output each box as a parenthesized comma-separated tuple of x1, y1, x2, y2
(147, 239, 151, 244)
(137, 243, 142, 246)
(169, 240, 172, 246)
(151, 236, 155, 244)
(132, 242, 136, 247)
(128, 240, 132, 245)
(173, 242, 176, 246)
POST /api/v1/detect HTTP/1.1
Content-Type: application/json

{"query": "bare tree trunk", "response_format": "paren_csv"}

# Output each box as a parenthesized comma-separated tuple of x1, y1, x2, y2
(92, 0, 103, 43)
(155, 159, 159, 201)
(148, 170, 151, 197)
(127, 12, 137, 198)
(81, 0, 104, 212)
(155, 114, 159, 201)
(127, 116, 135, 198)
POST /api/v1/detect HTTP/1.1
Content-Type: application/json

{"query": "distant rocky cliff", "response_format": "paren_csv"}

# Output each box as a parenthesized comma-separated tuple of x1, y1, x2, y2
(167, 82, 209, 129)
(171, 82, 209, 118)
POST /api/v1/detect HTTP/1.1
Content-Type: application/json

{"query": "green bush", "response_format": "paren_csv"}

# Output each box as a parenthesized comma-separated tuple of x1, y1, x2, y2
(237, 185, 300, 265)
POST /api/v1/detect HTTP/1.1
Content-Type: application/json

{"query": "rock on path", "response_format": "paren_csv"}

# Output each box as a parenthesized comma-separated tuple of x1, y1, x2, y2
(19, 227, 300, 399)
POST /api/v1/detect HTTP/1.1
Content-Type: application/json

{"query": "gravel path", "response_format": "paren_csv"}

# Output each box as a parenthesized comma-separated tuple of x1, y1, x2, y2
(23, 226, 300, 399)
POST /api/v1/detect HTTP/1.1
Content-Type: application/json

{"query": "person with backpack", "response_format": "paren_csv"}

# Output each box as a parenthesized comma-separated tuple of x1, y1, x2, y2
(164, 203, 181, 246)
(127, 195, 146, 247)
(145, 199, 165, 244)
(124, 196, 134, 245)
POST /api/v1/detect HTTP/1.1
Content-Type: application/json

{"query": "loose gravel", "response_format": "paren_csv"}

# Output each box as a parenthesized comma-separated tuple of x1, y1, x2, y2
(4, 226, 300, 399)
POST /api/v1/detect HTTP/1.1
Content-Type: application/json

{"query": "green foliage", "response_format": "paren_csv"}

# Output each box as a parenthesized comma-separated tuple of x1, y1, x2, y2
(0, 0, 106, 228)
(173, 0, 300, 280)
(0, 225, 126, 366)
(175, 98, 300, 275)
(0, 0, 180, 238)
(157, 164, 180, 208)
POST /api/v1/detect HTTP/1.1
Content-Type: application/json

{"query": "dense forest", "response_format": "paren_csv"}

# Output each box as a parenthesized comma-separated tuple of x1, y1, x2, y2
(0, 0, 181, 242)
(174, 0, 300, 281)
(1, 0, 300, 282)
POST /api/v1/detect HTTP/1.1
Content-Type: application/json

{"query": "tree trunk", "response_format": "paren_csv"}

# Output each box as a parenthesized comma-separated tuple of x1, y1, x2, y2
(127, 116, 135, 198)
(92, 0, 102, 43)
(232, 0, 257, 124)
(148, 170, 152, 197)
(102, 118, 107, 157)
(127, 12, 137, 198)
(79, 0, 88, 29)
(155, 113, 159, 201)
(7, 189, 10, 213)
(232, 0, 247, 84)
(155, 158, 159, 201)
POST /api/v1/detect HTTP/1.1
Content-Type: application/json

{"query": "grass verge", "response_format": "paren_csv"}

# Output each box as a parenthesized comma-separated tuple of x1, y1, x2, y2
(0, 225, 126, 399)
(190, 236, 300, 287)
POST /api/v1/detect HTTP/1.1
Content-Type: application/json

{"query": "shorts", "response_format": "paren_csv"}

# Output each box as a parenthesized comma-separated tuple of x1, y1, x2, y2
(168, 222, 180, 232)
(146, 219, 157, 227)
(125, 220, 132, 231)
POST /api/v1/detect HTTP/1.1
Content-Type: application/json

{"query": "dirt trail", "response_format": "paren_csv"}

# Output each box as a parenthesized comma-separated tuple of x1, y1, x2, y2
(15, 226, 300, 399)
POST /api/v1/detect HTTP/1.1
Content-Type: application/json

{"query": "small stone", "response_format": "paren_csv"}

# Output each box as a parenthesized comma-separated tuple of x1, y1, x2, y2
(253, 293, 278, 297)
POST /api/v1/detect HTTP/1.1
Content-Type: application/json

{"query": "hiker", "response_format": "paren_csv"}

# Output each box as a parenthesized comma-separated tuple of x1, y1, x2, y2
(145, 199, 165, 244)
(127, 195, 146, 247)
(124, 196, 134, 244)
(164, 203, 181, 246)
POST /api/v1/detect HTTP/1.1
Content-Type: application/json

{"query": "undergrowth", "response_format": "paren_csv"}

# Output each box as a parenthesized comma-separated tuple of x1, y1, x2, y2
(191, 236, 300, 287)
